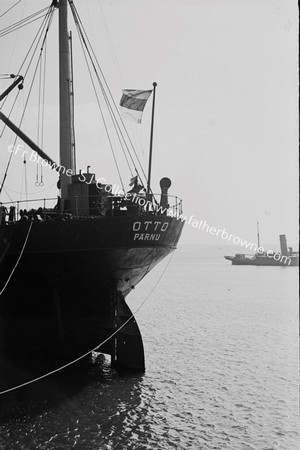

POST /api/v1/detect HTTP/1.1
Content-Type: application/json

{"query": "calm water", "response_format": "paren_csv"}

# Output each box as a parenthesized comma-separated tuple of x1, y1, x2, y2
(0, 244, 299, 449)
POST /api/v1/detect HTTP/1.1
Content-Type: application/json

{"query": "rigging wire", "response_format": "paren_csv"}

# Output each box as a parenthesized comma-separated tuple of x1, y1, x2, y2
(36, 44, 47, 187)
(40, 38, 48, 187)
(23, 154, 28, 208)
(96, 0, 123, 89)
(36, 55, 43, 186)
(0, 78, 22, 134)
(0, 8, 54, 136)
(0, 220, 33, 297)
(72, 10, 126, 190)
(4, 181, 57, 196)
(0, 7, 49, 38)
(69, 2, 149, 188)
(4, 0, 27, 89)
(2, 186, 14, 203)
(0, 6, 55, 195)
(19, 146, 24, 202)
(0, 151, 13, 195)
(71, 2, 160, 204)
(36, 24, 48, 188)
(0, 96, 24, 195)
(72, 2, 151, 186)
(70, 4, 128, 188)
(17, 6, 55, 83)
(0, 249, 176, 395)
(0, 1, 22, 19)
(70, 3, 135, 165)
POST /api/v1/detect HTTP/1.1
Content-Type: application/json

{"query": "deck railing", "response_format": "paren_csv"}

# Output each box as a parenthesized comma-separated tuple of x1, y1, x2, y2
(0, 193, 183, 223)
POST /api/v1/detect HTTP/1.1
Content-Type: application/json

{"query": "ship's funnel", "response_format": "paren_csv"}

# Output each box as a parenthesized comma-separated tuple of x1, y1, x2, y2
(159, 177, 171, 210)
(279, 234, 288, 255)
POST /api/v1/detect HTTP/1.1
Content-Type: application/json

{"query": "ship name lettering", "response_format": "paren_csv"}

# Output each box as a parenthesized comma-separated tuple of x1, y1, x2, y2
(132, 221, 169, 233)
(133, 221, 141, 231)
(133, 233, 161, 241)
(161, 222, 169, 232)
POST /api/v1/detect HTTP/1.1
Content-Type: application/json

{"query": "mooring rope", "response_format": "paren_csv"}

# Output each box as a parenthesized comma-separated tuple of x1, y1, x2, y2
(0, 220, 33, 296)
(0, 249, 176, 395)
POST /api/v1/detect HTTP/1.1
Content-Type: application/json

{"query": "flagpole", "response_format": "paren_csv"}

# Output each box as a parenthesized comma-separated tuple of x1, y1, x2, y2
(146, 82, 157, 203)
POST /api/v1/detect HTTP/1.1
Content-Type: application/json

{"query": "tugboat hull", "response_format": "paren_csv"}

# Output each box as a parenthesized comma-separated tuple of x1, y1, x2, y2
(225, 255, 298, 266)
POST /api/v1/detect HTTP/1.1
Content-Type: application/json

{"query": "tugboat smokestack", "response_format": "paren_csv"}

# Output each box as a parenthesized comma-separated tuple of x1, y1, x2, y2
(279, 234, 288, 256)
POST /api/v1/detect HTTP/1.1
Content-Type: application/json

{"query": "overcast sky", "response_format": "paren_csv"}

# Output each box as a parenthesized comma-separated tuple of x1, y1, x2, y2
(0, 0, 298, 247)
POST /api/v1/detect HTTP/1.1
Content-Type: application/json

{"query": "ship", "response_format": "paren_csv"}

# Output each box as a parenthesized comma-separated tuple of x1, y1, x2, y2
(225, 224, 298, 267)
(0, 0, 184, 372)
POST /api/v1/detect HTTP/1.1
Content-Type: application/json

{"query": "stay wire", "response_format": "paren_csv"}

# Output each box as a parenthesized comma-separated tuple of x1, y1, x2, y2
(0, 7, 54, 195)
(4, 181, 57, 196)
(0, 87, 22, 137)
(19, 6, 54, 81)
(74, 4, 149, 188)
(70, 2, 139, 171)
(69, 2, 147, 186)
(0, 6, 47, 32)
(71, 9, 128, 189)
(96, 0, 123, 89)
(36, 54, 43, 184)
(2, 186, 14, 203)
(70, 1, 159, 202)
(0, 7, 49, 38)
(73, 5, 151, 190)
(75, 26, 125, 191)
(36, 40, 47, 186)
(0, 7, 53, 126)
(40, 40, 48, 186)
(0, 249, 176, 395)
(0, 0, 21, 19)
(0, 151, 13, 195)
(23, 154, 28, 205)
(70, 3, 131, 183)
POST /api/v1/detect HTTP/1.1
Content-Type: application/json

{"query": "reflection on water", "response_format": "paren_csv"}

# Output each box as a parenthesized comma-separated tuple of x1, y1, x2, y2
(0, 354, 147, 449)
(0, 354, 142, 413)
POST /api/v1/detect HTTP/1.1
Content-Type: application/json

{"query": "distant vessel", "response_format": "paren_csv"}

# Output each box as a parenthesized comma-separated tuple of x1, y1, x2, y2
(225, 223, 299, 267)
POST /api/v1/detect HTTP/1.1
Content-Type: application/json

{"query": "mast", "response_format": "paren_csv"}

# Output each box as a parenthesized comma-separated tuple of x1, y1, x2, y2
(257, 221, 260, 248)
(59, 0, 74, 207)
(146, 82, 157, 202)
(69, 30, 76, 174)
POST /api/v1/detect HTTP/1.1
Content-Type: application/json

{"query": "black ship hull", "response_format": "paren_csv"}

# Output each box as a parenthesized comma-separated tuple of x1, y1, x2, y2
(0, 215, 184, 371)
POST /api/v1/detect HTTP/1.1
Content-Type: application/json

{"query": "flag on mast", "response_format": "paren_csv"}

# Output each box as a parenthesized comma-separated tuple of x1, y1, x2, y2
(119, 89, 152, 123)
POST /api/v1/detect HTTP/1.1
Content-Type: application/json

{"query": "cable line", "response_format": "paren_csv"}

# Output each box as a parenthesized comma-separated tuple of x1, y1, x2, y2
(76, 30, 126, 191)
(0, 1, 22, 19)
(0, 220, 33, 297)
(0, 7, 49, 38)
(0, 6, 55, 195)
(69, 1, 149, 188)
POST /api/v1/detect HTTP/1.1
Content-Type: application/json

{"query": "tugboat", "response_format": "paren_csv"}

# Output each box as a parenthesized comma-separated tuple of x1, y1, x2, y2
(0, 1, 184, 372)
(225, 224, 298, 267)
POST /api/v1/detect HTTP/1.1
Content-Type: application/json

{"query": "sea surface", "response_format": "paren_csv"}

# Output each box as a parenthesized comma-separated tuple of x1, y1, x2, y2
(0, 244, 299, 449)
